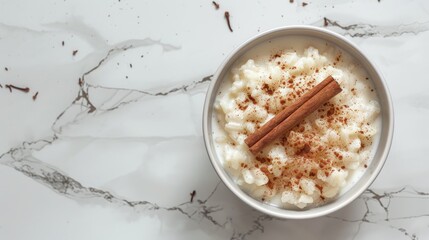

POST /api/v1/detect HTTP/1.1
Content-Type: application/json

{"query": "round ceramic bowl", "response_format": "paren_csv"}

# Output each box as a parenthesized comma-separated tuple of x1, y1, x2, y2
(202, 26, 394, 219)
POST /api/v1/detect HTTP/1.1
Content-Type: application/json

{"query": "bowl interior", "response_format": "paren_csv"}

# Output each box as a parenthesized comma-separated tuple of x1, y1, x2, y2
(203, 26, 394, 219)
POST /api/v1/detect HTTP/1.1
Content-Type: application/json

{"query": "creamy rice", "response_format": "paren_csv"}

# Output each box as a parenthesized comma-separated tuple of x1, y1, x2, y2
(214, 37, 380, 209)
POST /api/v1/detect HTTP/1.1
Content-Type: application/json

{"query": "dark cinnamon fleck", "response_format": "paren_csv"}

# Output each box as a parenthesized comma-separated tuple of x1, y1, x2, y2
(190, 190, 196, 203)
(327, 107, 335, 117)
(62, 41, 65, 46)
(272, 53, 281, 59)
(323, 17, 329, 27)
(212, 1, 219, 9)
(289, 0, 294, 3)
(72, 50, 78, 56)
(260, 166, 270, 175)
(224, 11, 233, 32)
(32, 91, 39, 101)
(267, 180, 274, 190)
(296, 144, 311, 155)
(247, 93, 257, 104)
(5, 84, 30, 93)
(262, 83, 274, 95)
(129, 63, 133, 68)
(238, 103, 248, 111)
(256, 156, 270, 163)
(302, 2, 308, 7)
(4, 67, 8, 71)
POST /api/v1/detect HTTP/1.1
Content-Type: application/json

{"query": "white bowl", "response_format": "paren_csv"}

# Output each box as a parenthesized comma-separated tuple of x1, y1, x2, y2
(202, 26, 394, 219)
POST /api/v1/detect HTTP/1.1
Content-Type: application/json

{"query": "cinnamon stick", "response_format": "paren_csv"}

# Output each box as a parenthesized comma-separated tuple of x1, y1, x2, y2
(248, 77, 342, 154)
(245, 75, 335, 147)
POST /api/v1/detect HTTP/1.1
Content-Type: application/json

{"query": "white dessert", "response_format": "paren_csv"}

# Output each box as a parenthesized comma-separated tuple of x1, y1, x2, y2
(213, 37, 381, 209)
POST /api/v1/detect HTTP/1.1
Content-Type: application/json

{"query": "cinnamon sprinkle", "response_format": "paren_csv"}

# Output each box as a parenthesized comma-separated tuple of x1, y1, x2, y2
(212, 1, 219, 9)
(190, 190, 196, 203)
(5, 84, 30, 93)
(262, 83, 274, 95)
(224, 11, 233, 32)
(323, 17, 329, 27)
(247, 93, 257, 104)
(32, 91, 39, 101)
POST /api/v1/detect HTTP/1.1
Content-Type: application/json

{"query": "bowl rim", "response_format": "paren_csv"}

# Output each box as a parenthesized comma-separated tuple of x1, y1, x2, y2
(202, 25, 394, 219)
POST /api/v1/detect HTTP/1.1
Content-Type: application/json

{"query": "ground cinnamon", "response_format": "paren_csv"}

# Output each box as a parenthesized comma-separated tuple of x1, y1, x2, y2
(247, 76, 342, 154)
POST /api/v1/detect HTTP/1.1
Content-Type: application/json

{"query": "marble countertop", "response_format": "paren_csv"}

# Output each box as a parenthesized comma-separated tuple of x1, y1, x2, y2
(1, 0, 428, 239)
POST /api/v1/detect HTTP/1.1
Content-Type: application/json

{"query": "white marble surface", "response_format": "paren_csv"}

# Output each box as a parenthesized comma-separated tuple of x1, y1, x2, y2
(1, 0, 428, 239)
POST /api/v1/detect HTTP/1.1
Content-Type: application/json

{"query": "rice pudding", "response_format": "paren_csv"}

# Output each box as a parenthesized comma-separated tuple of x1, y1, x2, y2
(213, 37, 381, 209)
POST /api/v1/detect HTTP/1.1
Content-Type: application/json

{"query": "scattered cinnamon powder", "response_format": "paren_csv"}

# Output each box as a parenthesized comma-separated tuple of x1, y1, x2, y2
(32, 91, 39, 101)
(323, 17, 329, 27)
(190, 190, 196, 203)
(261, 83, 274, 95)
(247, 93, 257, 104)
(5, 84, 30, 93)
(224, 11, 233, 32)
(212, 1, 219, 9)
(296, 144, 311, 155)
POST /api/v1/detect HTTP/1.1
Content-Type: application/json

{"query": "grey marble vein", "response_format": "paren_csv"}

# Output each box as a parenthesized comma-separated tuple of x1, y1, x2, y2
(327, 187, 429, 240)
(1, 141, 226, 227)
(89, 74, 212, 111)
(50, 37, 211, 134)
(319, 17, 429, 38)
(230, 214, 275, 240)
